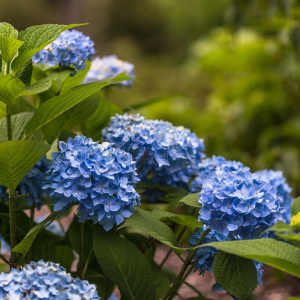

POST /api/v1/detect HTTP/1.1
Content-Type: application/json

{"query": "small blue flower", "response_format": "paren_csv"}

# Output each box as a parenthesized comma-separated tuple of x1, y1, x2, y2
(84, 55, 135, 86)
(33, 30, 95, 71)
(43, 136, 140, 231)
(0, 157, 50, 209)
(254, 169, 292, 224)
(0, 260, 100, 299)
(102, 114, 205, 198)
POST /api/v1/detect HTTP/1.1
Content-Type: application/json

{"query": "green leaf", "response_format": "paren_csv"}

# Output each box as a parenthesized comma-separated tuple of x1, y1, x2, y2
(0, 23, 18, 38)
(292, 196, 300, 215)
(0, 140, 49, 190)
(0, 36, 24, 64)
(213, 251, 257, 299)
(0, 112, 34, 142)
(0, 74, 25, 105)
(179, 193, 201, 208)
(93, 229, 156, 300)
(124, 96, 183, 112)
(12, 211, 60, 256)
(12, 23, 85, 73)
(164, 214, 202, 231)
(83, 96, 122, 140)
(120, 207, 177, 247)
(60, 61, 91, 94)
(201, 238, 300, 278)
(20, 77, 52, 96)
(266, 221, 293, 233)
(276, 232, 300, 242)
(25, 74, 127, 137)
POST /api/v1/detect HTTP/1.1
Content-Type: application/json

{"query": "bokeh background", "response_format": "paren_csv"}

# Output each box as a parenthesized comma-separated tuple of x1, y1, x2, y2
(3, 0, 300, 298)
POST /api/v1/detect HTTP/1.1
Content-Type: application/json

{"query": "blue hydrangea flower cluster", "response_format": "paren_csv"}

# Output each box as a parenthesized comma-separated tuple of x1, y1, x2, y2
(0, 260, 100, 299)
(198, 159, 283, 240)
(43, 136, 140, 231)
(189, 227, 263, 285)
(254, 170, 292, 224)
(0, 157, 49, 209)
(102, 114, 205, 192)
(83, 55, 135, 86)
(190, 156, 246, 192)
(32, 30, 95, 71)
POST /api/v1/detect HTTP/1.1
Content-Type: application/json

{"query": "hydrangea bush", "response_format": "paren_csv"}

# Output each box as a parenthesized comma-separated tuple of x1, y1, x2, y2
(0, 21, 299, 300)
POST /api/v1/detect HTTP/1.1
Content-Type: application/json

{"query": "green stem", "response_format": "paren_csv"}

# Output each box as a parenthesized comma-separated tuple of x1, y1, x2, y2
(81, 249, 92, 279)
(1, 60, 7, 75)
(163, 228, 210, 300)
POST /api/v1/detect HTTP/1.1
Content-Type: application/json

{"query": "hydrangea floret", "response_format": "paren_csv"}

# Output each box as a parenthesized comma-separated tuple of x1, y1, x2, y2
(0, 260, 100, 299)
(43, 136, 140, 231)
(102, 114, 205, 193)
(32, 30, 95, 71)
(0, 157, 50, 209)
(83, 55, 135, 86)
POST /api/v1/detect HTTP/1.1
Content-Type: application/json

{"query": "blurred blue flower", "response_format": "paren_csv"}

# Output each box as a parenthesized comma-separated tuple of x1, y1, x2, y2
(0, 260, 100, 299)
(102, 114, 205, 196)
(0, 157, 50, 209)
(84, 55, 135, 86)
(44, 136, 140, 231)
(33, 30, 95, 71)
(254, 169, 292, 224)
(198, 160, 281, 240)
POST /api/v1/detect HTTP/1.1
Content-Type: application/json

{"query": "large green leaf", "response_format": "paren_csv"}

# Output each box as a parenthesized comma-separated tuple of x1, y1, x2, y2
(12, 23, 84, 73)
(213, 252, 257, 299)
(120, 207, 177, 247)
(25, 74, 128, 137)
(0, 112, 34, 142)
(0, 74, 25, 105)
(0, 140, 49, 190)
(0, 23, 18, 38)
(201, 238, 300, 278)
(20, 77, 53, 96)
(93, 229, 157, 300)
(60, 61, 91, 94)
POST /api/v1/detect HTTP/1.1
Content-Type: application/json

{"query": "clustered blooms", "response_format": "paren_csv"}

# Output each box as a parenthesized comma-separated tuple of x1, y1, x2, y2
(32, 30, 95, 71)
(190, 155, 292, 289)
(84, 55, 135, 86)
(0, 260, 100, 299)
(0, 157, 49, 209)
(198, 159, 285, 240)
(102, 114, 205, 194)
(43, 136, 140, 231)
